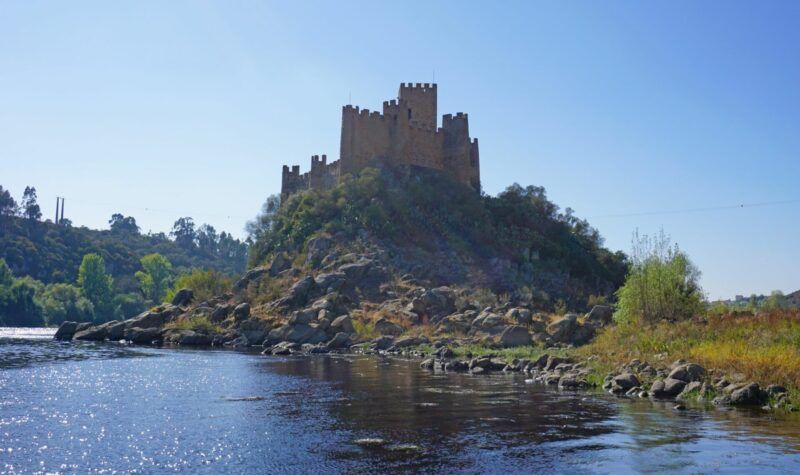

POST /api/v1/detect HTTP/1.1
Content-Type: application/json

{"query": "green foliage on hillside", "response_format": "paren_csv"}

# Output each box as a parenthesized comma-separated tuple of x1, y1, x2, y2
(166, 269, 232, 303)
(0, 210, 247, 293)
(248, 167, 628, 307)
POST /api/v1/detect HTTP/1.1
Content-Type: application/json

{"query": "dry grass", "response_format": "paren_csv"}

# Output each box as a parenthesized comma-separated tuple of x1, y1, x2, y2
(578, 309, 800, 391)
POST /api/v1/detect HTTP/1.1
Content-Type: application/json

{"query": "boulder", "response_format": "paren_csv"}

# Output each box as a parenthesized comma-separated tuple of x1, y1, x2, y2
(177, 331, 213, 346)
(729, 383, 766, 406)
(73, 325, 108, 341)
(374, 318, 403, 336)
(585, 305, 613, 325)
(547, 314, 578, 343)
(390, 335, 429, 349)
(612, 373, 640, 391)
(239, 318, 272, 345)
(470, 312, 505, 333)
(267, 323, 325, 345)
(288, 308, 317, 325)
(306, 236, 333, 261)
(54, 321, 79, 340)
(171, 288, 194, 307)
(75, 322, 93, 332)
(233, 267, 269, 291)
(498, 325, 532, 348)
(268, 253, 290, 276)
(338, 259, 374, 280)
(288, 276, 315, 303)
(326, 332, 352, 349)
(559, 374, 588, 389)
(105, 321, 126, 340)
(330, 315, 355, 334)
(650, 378, 687, 398)
(544, 355, 569, 371)
(314, 272, 347, 293)
(210, 304, 231, 323)
(667, 363, 707, 383)
(505, 308, 532, 326)
(437, 314, 471, 335)
(370, 335, 395, 351)
(233, 302, 251, 320)
(124, 327, 163, 345)
(126, 311, 164, 329)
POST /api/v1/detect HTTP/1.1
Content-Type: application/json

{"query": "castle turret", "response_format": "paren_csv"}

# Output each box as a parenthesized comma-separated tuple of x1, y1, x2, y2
(399, 82, 437, 128)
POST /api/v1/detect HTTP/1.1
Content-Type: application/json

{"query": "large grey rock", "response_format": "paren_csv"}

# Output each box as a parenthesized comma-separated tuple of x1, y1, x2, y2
(570, 322, 596, 346)
(106, 321, 126, 340)
(288, 277, 315, 303)
(437, 314, 471, 334)
(374, 318, 403, 336)
(585, 305, 613, 325)
(667, 363, 707, 383)
(126, 311, 165, 329)
(505, 308, 532, 326)
(498, 325, 532, 348)
(269, 253, 290, 276)
(650, 378, 687, 398)
(729, 383, 766, 406)
(54, 321, 79, 340)
(314, 272, 347, 292)
(390, 335, 430, 349)
(613, 373, 640, 391)
(211, 304, 231, 323)
(239, 318, 272, 345)
(330, 315, 355, 334)
(233, 302, 250, 320)
(326, 332, 351, 349)
(171, 288, 194, 307)
(306, 236, 333, 262)
(288, 308, 316, 325)
(370, 335, 395, 351)
(74, 325, 108, 341)
(233, 267, 269, 291)
(267, 323, 325, 345)
(124, 327, 163, 345)
(547, 314, 578, 343)
(338, 259, 374, 280)
(177, 331, 213, 346)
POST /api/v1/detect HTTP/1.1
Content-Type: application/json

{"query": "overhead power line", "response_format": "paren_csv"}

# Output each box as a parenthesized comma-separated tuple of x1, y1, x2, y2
(588, 198, 800, 219)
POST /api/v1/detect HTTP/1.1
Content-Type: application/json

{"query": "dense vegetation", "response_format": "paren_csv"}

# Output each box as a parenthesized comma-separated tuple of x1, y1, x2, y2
(248, 167, 628, 308)
(0, 184, 247, 326)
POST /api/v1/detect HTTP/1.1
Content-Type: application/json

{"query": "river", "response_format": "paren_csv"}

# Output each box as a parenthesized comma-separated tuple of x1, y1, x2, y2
(2, 327, 800, 473)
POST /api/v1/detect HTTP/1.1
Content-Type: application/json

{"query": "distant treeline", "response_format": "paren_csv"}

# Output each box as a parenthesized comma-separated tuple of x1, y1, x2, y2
(0, 184, 248, 326)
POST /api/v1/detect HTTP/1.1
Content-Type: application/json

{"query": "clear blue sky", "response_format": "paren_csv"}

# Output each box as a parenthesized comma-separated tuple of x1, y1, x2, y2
(1, 1, 798, 299)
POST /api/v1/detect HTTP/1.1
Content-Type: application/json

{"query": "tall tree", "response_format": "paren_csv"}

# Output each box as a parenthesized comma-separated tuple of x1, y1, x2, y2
(109, 213, 140, 234)
(135, 253, 173, 304)
(196, 224, 218, 254)
(77, 253, 114, 320)
(0, 186, 18, 217)
(170, 217, 196, 249)
(21, 186, 41, 221)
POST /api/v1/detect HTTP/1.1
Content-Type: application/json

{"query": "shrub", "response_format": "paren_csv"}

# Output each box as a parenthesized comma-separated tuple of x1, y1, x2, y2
(165, 314, 223, 334)
(166, 269, 232, 303)
(37, 283, 94, 325)
(614, 230, 704, 324)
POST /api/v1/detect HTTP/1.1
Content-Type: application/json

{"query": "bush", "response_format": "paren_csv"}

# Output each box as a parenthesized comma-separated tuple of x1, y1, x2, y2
(37, 283, 94, 325)
(614, 230, 704, 324)
(166, 269, 232, 303)
(112, 293, 147, 320)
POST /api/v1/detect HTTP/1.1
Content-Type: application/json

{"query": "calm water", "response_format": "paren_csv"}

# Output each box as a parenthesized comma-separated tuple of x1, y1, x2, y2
(2, 328, 800, 474)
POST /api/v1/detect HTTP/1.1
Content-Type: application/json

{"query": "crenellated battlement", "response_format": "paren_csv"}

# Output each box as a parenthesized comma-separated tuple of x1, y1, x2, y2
(281, 83, 480, 197)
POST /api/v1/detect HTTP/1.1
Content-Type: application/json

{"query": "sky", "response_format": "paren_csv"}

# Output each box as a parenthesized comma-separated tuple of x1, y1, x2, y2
(1, 1, 798, 299)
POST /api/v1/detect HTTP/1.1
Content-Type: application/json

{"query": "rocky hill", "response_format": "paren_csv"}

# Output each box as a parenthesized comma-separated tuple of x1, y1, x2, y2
(55, 166, 626, 353)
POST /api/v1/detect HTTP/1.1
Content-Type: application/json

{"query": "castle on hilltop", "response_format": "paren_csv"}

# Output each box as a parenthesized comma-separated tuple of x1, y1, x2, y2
(281, 83, 480, 197)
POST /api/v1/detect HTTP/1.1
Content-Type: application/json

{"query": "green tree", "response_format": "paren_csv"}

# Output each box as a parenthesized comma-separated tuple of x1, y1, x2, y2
(77, 253, 114, 320)
(108, 213, 140, 234)
(614, 230, 704, 324)
(170, 217, 196, 249)
(37, 283, 94, 325)
(135, 253, 173, 304)
(762, 290, 786, 311)
(112, 292, 146, 320)
(0, 185, 18, 217)
(21, 186, 42, 221)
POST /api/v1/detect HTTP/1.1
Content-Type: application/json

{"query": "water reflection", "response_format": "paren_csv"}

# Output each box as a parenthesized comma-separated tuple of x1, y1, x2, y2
(2, 330, 800, 473)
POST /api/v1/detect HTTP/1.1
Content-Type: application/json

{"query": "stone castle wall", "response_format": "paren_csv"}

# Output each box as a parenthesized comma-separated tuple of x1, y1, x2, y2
(281, 83, 480, 197)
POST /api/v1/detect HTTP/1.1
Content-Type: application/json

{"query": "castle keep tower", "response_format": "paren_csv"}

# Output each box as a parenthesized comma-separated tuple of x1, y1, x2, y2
(281, 83, 480, 197)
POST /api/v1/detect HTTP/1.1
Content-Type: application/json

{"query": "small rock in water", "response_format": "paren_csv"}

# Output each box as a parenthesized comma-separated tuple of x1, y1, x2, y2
(673, 403, 686, 411)
(354, 438, 389, 448)
(524, 379, 534, 384)
(224, 396, 266, 402)
(388, 444, 422, 453)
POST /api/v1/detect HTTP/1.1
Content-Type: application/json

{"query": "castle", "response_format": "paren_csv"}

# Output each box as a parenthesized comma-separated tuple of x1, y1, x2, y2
(281, 83, 480, 197)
